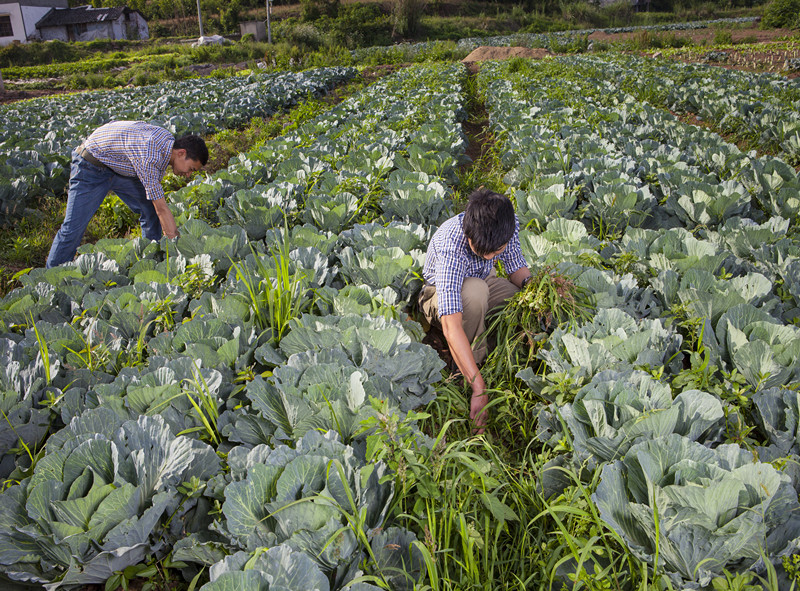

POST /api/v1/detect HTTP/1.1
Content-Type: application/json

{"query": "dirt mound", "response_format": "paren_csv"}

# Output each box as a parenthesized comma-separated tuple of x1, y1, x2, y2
(462, 46, 552, 63)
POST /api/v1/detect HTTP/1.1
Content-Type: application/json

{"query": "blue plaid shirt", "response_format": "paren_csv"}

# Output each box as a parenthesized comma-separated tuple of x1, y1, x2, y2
(83, 121, 174, 201)
(423, 213, 528, 317)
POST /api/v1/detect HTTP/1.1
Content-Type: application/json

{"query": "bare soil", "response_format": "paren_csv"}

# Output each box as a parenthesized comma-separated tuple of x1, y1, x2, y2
(0, 88, 76, 104)
(589, 25, 793, 45)
(462, 46, 553, 63)
(592, 25, 800, 78)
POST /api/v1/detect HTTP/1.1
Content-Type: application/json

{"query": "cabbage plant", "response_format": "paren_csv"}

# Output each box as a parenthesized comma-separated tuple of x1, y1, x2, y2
(0, 338, 56, 478)
(537, 370, 726, 470)
(0, 410, 220, 588)
(594, 434, 800, 588)
(715, 304, 800, 390)
(202, 431, 422, 588)
(538, 308, 683, 379)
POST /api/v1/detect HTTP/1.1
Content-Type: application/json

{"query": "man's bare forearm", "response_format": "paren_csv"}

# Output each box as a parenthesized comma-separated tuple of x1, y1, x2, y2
(441, 312, 488, 433)
(152, 198, 179, 239)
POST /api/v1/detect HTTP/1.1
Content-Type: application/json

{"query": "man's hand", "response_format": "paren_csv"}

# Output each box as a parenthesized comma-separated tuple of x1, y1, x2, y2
(469, 374, 488, 435)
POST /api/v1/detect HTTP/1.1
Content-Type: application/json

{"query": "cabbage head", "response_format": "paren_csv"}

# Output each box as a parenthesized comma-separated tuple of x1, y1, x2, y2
(593, 434, 800, 588)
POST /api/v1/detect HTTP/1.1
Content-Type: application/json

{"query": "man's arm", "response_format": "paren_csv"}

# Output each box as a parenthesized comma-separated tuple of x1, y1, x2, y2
(441, 312, 488, 434)
(509, 266, 532, 288)
(151, 198, 180, 239)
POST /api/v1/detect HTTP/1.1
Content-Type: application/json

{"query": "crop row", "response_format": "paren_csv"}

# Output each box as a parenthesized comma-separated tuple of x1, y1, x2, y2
(350, 17, 758, 62)
(555, 54, 800, 165)
(0, 66, 356, 226)
(479, 58, 800, 589)
(0, 63, 468, 590)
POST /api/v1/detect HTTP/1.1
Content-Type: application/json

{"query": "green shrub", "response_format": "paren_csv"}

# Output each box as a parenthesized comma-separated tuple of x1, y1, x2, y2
(326, 3, 391, 48)
(520, 14, 572, 33)
(713, 28, 733, 44)
(602, 0, 634, 27)
(85, 72, 105, 89)
(561, 1, 608, 28)
(301, 0, 339, 20)
(415, 39, 463, 61)
(761, 0, 800, 28)
(288, 23, 326, 50)
(67, 73, 87, 89)
(241, 32, 255, 43)
(131, 70, 156, 86)
(220, 0, 241, 34)
(305, 44, 353, 67)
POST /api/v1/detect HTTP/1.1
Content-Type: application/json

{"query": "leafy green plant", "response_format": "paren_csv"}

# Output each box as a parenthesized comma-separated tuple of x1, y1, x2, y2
(229, 244, 313, 344)
(761, 0, 800, 29)
(483, 266, 594, 384)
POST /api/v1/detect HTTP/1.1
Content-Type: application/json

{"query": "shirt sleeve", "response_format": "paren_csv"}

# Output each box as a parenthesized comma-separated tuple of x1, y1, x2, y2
(499, 218, 528, 275)
(435, 248, 468, 317)
(131, 130, 172, 201)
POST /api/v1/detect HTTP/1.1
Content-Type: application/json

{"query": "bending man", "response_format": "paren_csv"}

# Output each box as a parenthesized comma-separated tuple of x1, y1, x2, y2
(47, 120, 208, 268)
(419, 188, 532, 433)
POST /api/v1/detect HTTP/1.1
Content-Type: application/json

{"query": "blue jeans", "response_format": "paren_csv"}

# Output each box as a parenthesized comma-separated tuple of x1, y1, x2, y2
(46, 150, 163, 268)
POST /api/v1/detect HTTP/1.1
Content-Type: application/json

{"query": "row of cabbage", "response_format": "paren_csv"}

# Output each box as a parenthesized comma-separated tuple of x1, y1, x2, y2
(0, 63, 468, 591)
(0, 66, 356, 227)
(560, 54, 800, 165)
(350, 17, 757, 62)
(479, 57, 800, 589)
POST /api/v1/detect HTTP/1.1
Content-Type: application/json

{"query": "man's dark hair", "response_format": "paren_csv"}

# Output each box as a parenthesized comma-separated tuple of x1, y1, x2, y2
(462, 188, 516, 256)
(174, 135, 209, 166)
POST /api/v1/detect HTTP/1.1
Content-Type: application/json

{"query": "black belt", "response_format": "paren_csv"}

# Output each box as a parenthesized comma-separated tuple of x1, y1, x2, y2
(77, 144, 108, 169)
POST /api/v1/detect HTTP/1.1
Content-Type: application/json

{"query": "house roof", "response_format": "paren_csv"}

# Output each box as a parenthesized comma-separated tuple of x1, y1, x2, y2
(36, 5, 143, 28)
(15, 0, 68, 8)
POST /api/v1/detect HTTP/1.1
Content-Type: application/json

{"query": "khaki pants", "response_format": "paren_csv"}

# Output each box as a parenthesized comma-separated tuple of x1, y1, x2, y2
(419, 272, 519, 364)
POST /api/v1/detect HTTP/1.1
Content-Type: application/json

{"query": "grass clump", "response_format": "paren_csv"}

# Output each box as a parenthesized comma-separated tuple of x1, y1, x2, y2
(483, 266, 594, 385)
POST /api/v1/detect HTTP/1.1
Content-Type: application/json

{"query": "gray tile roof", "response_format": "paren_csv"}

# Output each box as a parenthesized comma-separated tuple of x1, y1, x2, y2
(36, 5, 140, 28)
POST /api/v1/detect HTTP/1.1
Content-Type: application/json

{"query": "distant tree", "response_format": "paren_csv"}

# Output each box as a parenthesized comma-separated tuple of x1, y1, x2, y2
(761, 0, 800, 27)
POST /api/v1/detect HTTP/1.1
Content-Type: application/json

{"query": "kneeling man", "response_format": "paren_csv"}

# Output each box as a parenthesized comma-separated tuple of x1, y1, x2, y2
(419, 188, 532, 433)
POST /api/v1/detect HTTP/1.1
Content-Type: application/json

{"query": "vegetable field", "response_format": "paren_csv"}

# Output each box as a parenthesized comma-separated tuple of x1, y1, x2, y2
(1, 48, 800, 591)
(0, 67, 356, 225)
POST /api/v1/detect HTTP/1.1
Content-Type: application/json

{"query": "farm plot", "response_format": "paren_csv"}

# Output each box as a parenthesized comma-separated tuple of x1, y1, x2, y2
(560, 54, 800, 164)
(0, 63, 467, 590)
(0, 66, 356, 226)
(350, 17, 757, 64)
(479, 56, 800, 588)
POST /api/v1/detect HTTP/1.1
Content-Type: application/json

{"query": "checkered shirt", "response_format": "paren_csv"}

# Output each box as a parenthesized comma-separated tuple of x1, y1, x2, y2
(83, 121, 175, 201)
(422, 212, 528, 317)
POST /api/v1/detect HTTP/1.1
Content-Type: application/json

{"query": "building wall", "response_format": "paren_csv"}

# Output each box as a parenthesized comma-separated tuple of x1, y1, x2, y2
(131, 11, 147, 39)
(38, 23, 66, 40)
(0, 3, 25, 46)
(20, 4, 54, 38)
(239, 20, 266, 41)
(40, 14, 148, 42)
(80, 20, 113, 41)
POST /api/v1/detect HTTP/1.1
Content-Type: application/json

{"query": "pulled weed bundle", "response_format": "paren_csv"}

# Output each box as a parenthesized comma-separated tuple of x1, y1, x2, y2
(484, 266, 594, 384)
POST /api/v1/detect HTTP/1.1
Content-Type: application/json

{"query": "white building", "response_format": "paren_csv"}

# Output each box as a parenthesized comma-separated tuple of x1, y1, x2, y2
(0, 0, 67, 46)
(35, 5, 148, 42)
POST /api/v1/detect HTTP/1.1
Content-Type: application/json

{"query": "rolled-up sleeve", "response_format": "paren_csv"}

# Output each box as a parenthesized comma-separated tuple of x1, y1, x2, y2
(499, 235, 527, 275)
(134, 158, 167, 201)
(435, 250, 467, 317)
(499, 221, 527, 275)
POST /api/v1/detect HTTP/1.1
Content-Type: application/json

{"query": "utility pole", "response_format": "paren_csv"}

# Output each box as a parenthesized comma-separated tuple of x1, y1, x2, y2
(196, 0, 204, 38)
(266, 0, 271, 43)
